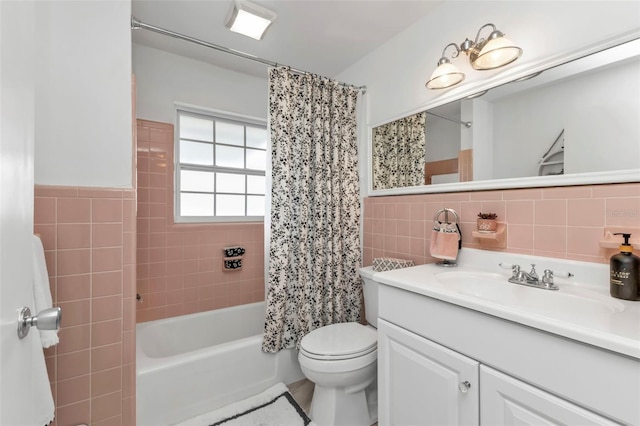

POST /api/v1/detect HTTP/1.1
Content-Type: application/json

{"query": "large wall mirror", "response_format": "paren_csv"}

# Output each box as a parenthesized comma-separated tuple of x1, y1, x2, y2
(371, 34, 640, 194)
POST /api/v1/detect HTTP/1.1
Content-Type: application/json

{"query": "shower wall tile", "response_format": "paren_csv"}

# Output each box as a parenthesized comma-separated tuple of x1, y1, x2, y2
(35, 185, 136, 426)
(363, 182, 640, 266)
(135, 119, 265, 323)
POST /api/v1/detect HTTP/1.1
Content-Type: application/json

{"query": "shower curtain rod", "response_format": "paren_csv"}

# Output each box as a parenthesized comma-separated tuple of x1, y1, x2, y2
(426, 111, 472, 128)
(131, 17, 367, 94)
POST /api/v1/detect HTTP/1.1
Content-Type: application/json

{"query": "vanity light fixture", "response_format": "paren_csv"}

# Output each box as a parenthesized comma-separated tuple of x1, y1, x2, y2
(426, 23, 522, 90)
(225, 0, 277, 40)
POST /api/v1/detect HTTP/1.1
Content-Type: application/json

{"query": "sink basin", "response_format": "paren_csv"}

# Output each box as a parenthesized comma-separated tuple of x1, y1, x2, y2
(434, 271, 625, 324)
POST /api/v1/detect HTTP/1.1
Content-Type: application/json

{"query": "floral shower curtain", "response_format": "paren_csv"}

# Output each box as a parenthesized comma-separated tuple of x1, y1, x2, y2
(262, 67, 362, 353)
(372, 111, 426, 189)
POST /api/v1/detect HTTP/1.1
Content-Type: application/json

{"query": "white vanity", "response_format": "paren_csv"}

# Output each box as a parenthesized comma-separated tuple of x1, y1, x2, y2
(372, 249, 640, 425)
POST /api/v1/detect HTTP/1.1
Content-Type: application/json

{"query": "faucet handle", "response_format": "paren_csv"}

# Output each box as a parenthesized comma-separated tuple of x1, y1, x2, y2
(498, 263, 521, 279)
(511, 264, 521, 278)
(541, 269, 561, 290)
(550, 270, 574, 279)
(499, 262, 520, 273)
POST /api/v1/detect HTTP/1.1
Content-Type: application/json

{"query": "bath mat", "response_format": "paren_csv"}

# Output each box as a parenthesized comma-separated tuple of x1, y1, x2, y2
(175, 382, 315, 426)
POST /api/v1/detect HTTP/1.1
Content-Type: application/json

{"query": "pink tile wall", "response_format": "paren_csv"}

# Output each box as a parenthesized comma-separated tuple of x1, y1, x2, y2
(34, 185, 137, 426)
(136, 120, 265, 323)
(363, 183, 640, 266)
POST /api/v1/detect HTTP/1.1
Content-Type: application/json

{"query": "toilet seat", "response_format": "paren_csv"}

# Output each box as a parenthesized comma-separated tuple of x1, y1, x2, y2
(299, 322, 377, 361)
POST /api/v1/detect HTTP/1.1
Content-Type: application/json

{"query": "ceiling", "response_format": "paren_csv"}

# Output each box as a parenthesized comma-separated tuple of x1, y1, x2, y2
(131, 0, 444, 80)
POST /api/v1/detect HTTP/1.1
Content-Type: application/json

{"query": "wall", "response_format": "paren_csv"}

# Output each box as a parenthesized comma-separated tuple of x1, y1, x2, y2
(363, 182, 640, 266)
(34, 186, 136, 426)
(34, 1, 132, 188)
(31, 2, 135, 424)
(132, 44, 268, 124)
(132, 40, 269, 322)
(136, 120, 265, 323)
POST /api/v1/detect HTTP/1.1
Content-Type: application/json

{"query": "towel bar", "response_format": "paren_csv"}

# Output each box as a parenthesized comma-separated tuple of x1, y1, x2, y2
(432, 208, 462, 267)
(433, 208, 460, 225)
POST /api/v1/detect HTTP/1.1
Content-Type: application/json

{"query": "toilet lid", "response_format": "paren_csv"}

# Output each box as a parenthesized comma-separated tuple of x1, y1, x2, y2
(300, 323, 377, 360)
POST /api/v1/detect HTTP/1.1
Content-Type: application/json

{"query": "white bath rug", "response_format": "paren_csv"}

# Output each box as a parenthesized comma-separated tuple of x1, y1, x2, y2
(175, 382, 315, 426)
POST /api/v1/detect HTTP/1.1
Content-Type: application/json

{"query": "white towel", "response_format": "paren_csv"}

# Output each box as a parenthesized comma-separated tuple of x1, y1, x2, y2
(32, 327, 55, 426)
(33, 234, 59, 347)
(32, 234, 56, 425)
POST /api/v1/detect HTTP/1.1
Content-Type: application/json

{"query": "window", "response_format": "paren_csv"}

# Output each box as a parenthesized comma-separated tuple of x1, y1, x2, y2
(175, 108, 267, 222)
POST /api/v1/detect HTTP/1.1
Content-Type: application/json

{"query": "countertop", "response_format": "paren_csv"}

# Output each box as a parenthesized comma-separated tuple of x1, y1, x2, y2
(370, 249, 640, 359)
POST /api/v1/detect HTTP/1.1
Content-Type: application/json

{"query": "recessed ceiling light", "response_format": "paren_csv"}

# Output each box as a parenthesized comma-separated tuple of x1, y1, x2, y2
(225, 0, 277, 40)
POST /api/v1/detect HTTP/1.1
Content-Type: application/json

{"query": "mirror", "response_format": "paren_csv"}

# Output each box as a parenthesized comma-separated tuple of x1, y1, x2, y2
(371, 36, 640, 192)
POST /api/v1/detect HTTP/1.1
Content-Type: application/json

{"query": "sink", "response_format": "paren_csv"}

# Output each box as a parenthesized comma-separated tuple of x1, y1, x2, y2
(433, 271, 625, 324)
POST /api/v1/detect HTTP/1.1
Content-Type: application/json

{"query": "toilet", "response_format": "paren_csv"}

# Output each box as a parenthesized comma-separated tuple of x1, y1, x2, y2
(298, 266, 379, 426)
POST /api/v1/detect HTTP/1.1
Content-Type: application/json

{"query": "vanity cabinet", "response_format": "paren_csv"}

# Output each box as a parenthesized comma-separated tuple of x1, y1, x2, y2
(379, 319, 618, 426)
(480, 366, 618, 425)
(378, 319, 479, 425)
(377, 284, 639, 425)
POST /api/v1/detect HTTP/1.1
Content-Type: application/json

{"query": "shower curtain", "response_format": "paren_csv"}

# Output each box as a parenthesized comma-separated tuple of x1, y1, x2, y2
(262, 67, 362, 353)
(372, 111, 426, 189)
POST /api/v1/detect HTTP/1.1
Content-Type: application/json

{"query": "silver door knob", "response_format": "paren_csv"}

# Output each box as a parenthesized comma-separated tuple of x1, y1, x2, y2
(17, 306, 61, 339)
(458, 381, 471, 393)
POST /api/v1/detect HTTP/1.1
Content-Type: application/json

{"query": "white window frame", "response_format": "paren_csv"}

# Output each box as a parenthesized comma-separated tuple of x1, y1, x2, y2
(174, 104, 267, 223)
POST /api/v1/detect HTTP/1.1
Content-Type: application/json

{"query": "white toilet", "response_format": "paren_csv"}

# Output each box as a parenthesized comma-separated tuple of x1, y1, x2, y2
(298, 266, 379, 426)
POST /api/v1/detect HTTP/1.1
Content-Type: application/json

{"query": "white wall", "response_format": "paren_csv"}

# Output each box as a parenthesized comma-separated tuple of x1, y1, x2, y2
(133, 44, 268, 124)
(335, 0, 640, 193)
(35, 1, 132, 188)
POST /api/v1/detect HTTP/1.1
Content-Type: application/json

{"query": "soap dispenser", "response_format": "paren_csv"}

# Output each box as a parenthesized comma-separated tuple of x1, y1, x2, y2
(610, 233, 640, 301)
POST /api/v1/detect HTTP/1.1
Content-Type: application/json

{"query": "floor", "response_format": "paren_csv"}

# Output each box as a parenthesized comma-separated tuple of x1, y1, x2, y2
(288, 378, 315, 413)
(288, 379, 378, 426)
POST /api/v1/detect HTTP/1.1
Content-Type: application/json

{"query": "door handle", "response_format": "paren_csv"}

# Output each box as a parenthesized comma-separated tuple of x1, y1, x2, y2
(17, 306, 61, 339)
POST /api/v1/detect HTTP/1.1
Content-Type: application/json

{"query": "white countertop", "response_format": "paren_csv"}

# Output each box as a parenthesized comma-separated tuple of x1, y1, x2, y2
(370, 249, 640, 359)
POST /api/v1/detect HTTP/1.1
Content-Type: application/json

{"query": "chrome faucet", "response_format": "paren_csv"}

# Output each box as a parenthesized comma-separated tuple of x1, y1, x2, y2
(499, 263, 573, 291)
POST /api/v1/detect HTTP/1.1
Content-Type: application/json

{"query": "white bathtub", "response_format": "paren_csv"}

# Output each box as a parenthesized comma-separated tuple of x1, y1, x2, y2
(136, 302, 304, 426)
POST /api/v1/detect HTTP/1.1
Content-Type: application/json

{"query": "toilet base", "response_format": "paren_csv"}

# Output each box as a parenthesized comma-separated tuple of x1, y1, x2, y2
(309, 378, 377, 426)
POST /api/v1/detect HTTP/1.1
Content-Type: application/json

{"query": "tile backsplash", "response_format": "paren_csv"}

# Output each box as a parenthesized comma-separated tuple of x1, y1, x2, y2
(363, 183, 640, 266)
(135, 119, 264, 323)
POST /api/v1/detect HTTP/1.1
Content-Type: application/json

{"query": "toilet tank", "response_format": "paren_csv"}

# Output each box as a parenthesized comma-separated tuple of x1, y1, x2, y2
(359, 266, 379, 328)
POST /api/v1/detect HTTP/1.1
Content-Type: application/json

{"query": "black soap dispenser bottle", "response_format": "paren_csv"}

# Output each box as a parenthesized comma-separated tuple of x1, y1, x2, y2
(610, 233, 640, 301)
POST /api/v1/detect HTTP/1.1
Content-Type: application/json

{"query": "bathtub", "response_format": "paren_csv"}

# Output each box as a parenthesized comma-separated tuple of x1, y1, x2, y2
(136, 302, 304, 426)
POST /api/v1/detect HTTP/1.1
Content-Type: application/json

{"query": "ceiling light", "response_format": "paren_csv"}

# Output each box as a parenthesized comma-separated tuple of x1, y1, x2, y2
(225, 0, 277, 40)
(426, 23, 522, 90)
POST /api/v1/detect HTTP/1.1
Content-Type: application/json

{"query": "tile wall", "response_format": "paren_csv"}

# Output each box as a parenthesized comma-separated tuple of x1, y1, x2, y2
(135, 119, 265, 323)
(34, 186, 136, 426)
(363, 183, 640, 266)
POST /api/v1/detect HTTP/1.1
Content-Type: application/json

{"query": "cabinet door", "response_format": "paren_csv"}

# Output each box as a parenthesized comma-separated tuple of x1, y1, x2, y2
(378, 319, 479, 426)
(480, 365, 619, 425)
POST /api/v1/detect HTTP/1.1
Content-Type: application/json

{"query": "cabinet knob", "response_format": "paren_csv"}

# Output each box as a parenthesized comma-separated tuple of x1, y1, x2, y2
(458, 381, 471, 393)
